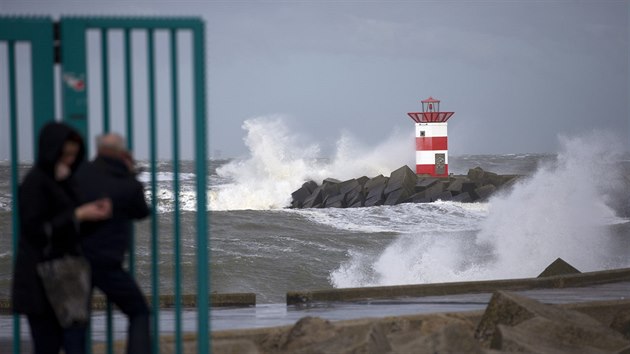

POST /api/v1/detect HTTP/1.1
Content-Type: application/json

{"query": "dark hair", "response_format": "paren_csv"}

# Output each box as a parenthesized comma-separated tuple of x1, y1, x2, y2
(66, 131, 83, 145)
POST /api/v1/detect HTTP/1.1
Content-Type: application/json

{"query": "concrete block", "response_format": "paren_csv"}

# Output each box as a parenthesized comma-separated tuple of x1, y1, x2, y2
(346, 185, 365, 207)
(451, 192, 472, 203)
(212, 339, 260, 354)
(467, 166, 485, 183)
(302, 187, 323, 208)
(281, 316, 337, 352)
(483, 171, 504, 187)
(365, 177, 387, 202)
(461, 182, 477, 194)
(434, 191, 453, 201)
(471, 184, 496, 201)
(323, 177, 342, 185)
(348, 198, 364, 208)
(492, 316, 630, 353)
(291, 184, 315, 208)
(356, 176, 369, 187)
(405, 192, 432, 204)
(384, 165, 417, 195)
(364, 183, 386, 206)
(321, 180, 341, 199)
(339, 179, 360, 196)
(303, 180, 318, 194)
(446, 177, 467, 193)
(499, 175, 521, 191)
(364, 195, 385, 207)
(415, 178, 440, 192)
(538, 258, 581, 278)
(475, 291, 604, 345)
(364, 174, 388, 190)
(611, 310, 630, 340)
(324, 193, 345, 208)
(384, 188, 408, 205)
(320, 323, 392, 354)
(393, 322, 483, 354)
(423, 181, 445, 201)
(284, 320, 392, 354)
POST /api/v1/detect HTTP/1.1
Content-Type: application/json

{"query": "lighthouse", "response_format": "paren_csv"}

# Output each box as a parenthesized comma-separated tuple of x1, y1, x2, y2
(407, 97, 455, 177)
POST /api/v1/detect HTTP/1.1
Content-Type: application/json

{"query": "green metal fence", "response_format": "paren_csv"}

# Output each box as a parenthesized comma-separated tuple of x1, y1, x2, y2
(1, 16, 209, 354)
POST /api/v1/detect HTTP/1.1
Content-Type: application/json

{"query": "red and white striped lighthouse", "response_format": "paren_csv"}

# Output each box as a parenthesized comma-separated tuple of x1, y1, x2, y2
(407, 97, 455, 177)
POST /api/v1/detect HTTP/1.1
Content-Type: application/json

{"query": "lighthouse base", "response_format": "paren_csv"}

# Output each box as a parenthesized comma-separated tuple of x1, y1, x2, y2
(416, 164, 449, 177)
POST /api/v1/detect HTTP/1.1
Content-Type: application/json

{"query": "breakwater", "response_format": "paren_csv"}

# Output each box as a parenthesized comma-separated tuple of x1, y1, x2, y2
(291, 165, 519, 208)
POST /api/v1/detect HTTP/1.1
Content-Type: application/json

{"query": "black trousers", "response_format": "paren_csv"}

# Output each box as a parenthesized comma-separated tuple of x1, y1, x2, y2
(27, 305, 86, 354)
(91, 264, 151, 354)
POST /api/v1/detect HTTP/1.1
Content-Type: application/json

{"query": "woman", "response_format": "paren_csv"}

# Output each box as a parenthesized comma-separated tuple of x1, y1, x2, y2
(11, 122, 112, 354)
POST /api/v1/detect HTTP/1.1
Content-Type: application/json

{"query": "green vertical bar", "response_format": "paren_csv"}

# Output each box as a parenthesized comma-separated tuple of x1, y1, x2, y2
(101, 28, 110, 133)
(100, 27, 114, 354)
(124, 28, 136, 278)
(29, 21, 55, 146)
(58, 18, 92, 353)
(193, 22, 209, 354)
(147, 28, 160, 354)
(170, 29, 183, 354)
(105, 302, 113, 354)
(60, 19, 89, 146)
(0, 18, 54, 150)
(1, 18, 55, 352)
(8, 40, 21, 354)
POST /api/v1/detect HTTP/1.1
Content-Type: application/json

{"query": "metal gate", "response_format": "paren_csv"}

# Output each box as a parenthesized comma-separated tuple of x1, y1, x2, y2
(1, 16, 209, 354)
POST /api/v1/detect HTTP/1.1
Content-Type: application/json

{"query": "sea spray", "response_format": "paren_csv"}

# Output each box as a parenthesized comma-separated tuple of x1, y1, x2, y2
(475, 132, 627, 276)
(211, 116, 414, 210)
(211, 116, 320, 210)
(330, 131, 628, 288)
(322, 127, 415, 181)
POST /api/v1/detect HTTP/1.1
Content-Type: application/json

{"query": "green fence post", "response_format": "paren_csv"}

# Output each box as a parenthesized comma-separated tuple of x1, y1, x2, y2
(60, 18, 89, 144)
(147, 28, 160, 354)
(98, 27, 116, 354)
(124, 28, 137, 278)
(170, 28, 183, 354)
(193, 20, 210, 354)
(8, 39, 21, 354)
(0, 17, 55, 354)
(101, 28, 110, 134)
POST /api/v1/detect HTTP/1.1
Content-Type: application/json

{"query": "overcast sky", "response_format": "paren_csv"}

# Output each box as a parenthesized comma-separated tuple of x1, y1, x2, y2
(1, 0, 628, 160)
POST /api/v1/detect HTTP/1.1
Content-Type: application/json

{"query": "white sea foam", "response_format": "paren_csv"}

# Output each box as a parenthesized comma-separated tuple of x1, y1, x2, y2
(330, 131, 630, 288)
(293, 201, 488, 234)
(137, 171, 196, 183)
(145, 187, 199, 213)
(210, 115, 414, 211)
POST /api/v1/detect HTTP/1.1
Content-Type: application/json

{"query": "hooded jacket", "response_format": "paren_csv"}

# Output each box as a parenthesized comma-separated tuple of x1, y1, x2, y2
(11, 122, 86, 315)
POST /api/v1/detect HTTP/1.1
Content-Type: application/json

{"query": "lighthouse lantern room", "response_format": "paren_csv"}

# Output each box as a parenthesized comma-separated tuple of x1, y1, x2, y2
(407, 97, 455, 177)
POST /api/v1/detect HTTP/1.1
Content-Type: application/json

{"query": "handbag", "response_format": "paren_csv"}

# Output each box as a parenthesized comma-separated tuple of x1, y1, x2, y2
(37, 243, 92, 328)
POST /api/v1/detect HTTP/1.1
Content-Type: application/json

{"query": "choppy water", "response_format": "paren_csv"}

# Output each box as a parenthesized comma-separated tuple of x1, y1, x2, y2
(1, 119, 629, 305)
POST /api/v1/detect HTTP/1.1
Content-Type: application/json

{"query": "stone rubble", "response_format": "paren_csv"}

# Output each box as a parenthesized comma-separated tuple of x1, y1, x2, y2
(211, 291, 630, 354)
(291, 166, 520, 209)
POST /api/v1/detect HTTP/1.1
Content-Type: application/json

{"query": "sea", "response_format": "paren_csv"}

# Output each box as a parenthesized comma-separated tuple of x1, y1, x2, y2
(1, 119, 630, 311)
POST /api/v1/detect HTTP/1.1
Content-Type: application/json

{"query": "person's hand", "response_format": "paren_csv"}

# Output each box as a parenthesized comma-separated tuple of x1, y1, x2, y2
(75, 198, 112, 221)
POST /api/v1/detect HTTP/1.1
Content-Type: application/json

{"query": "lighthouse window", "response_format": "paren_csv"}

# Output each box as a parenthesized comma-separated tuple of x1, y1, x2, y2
(420, 131, 425, 137)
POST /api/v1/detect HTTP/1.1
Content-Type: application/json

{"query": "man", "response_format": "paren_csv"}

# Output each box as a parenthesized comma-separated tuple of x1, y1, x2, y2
(76, 133, 151, 354)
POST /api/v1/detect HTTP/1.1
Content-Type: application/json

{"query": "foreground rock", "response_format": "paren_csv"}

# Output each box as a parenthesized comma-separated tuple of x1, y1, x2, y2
(212, 291, 630, 353)
(476, 291, 630, 353)
(291, 166, 519, 208)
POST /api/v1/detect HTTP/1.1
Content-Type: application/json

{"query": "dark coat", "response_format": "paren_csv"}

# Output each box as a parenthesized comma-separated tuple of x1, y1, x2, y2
(11, 122, 86, 315)
(76, 156, 149, 267)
